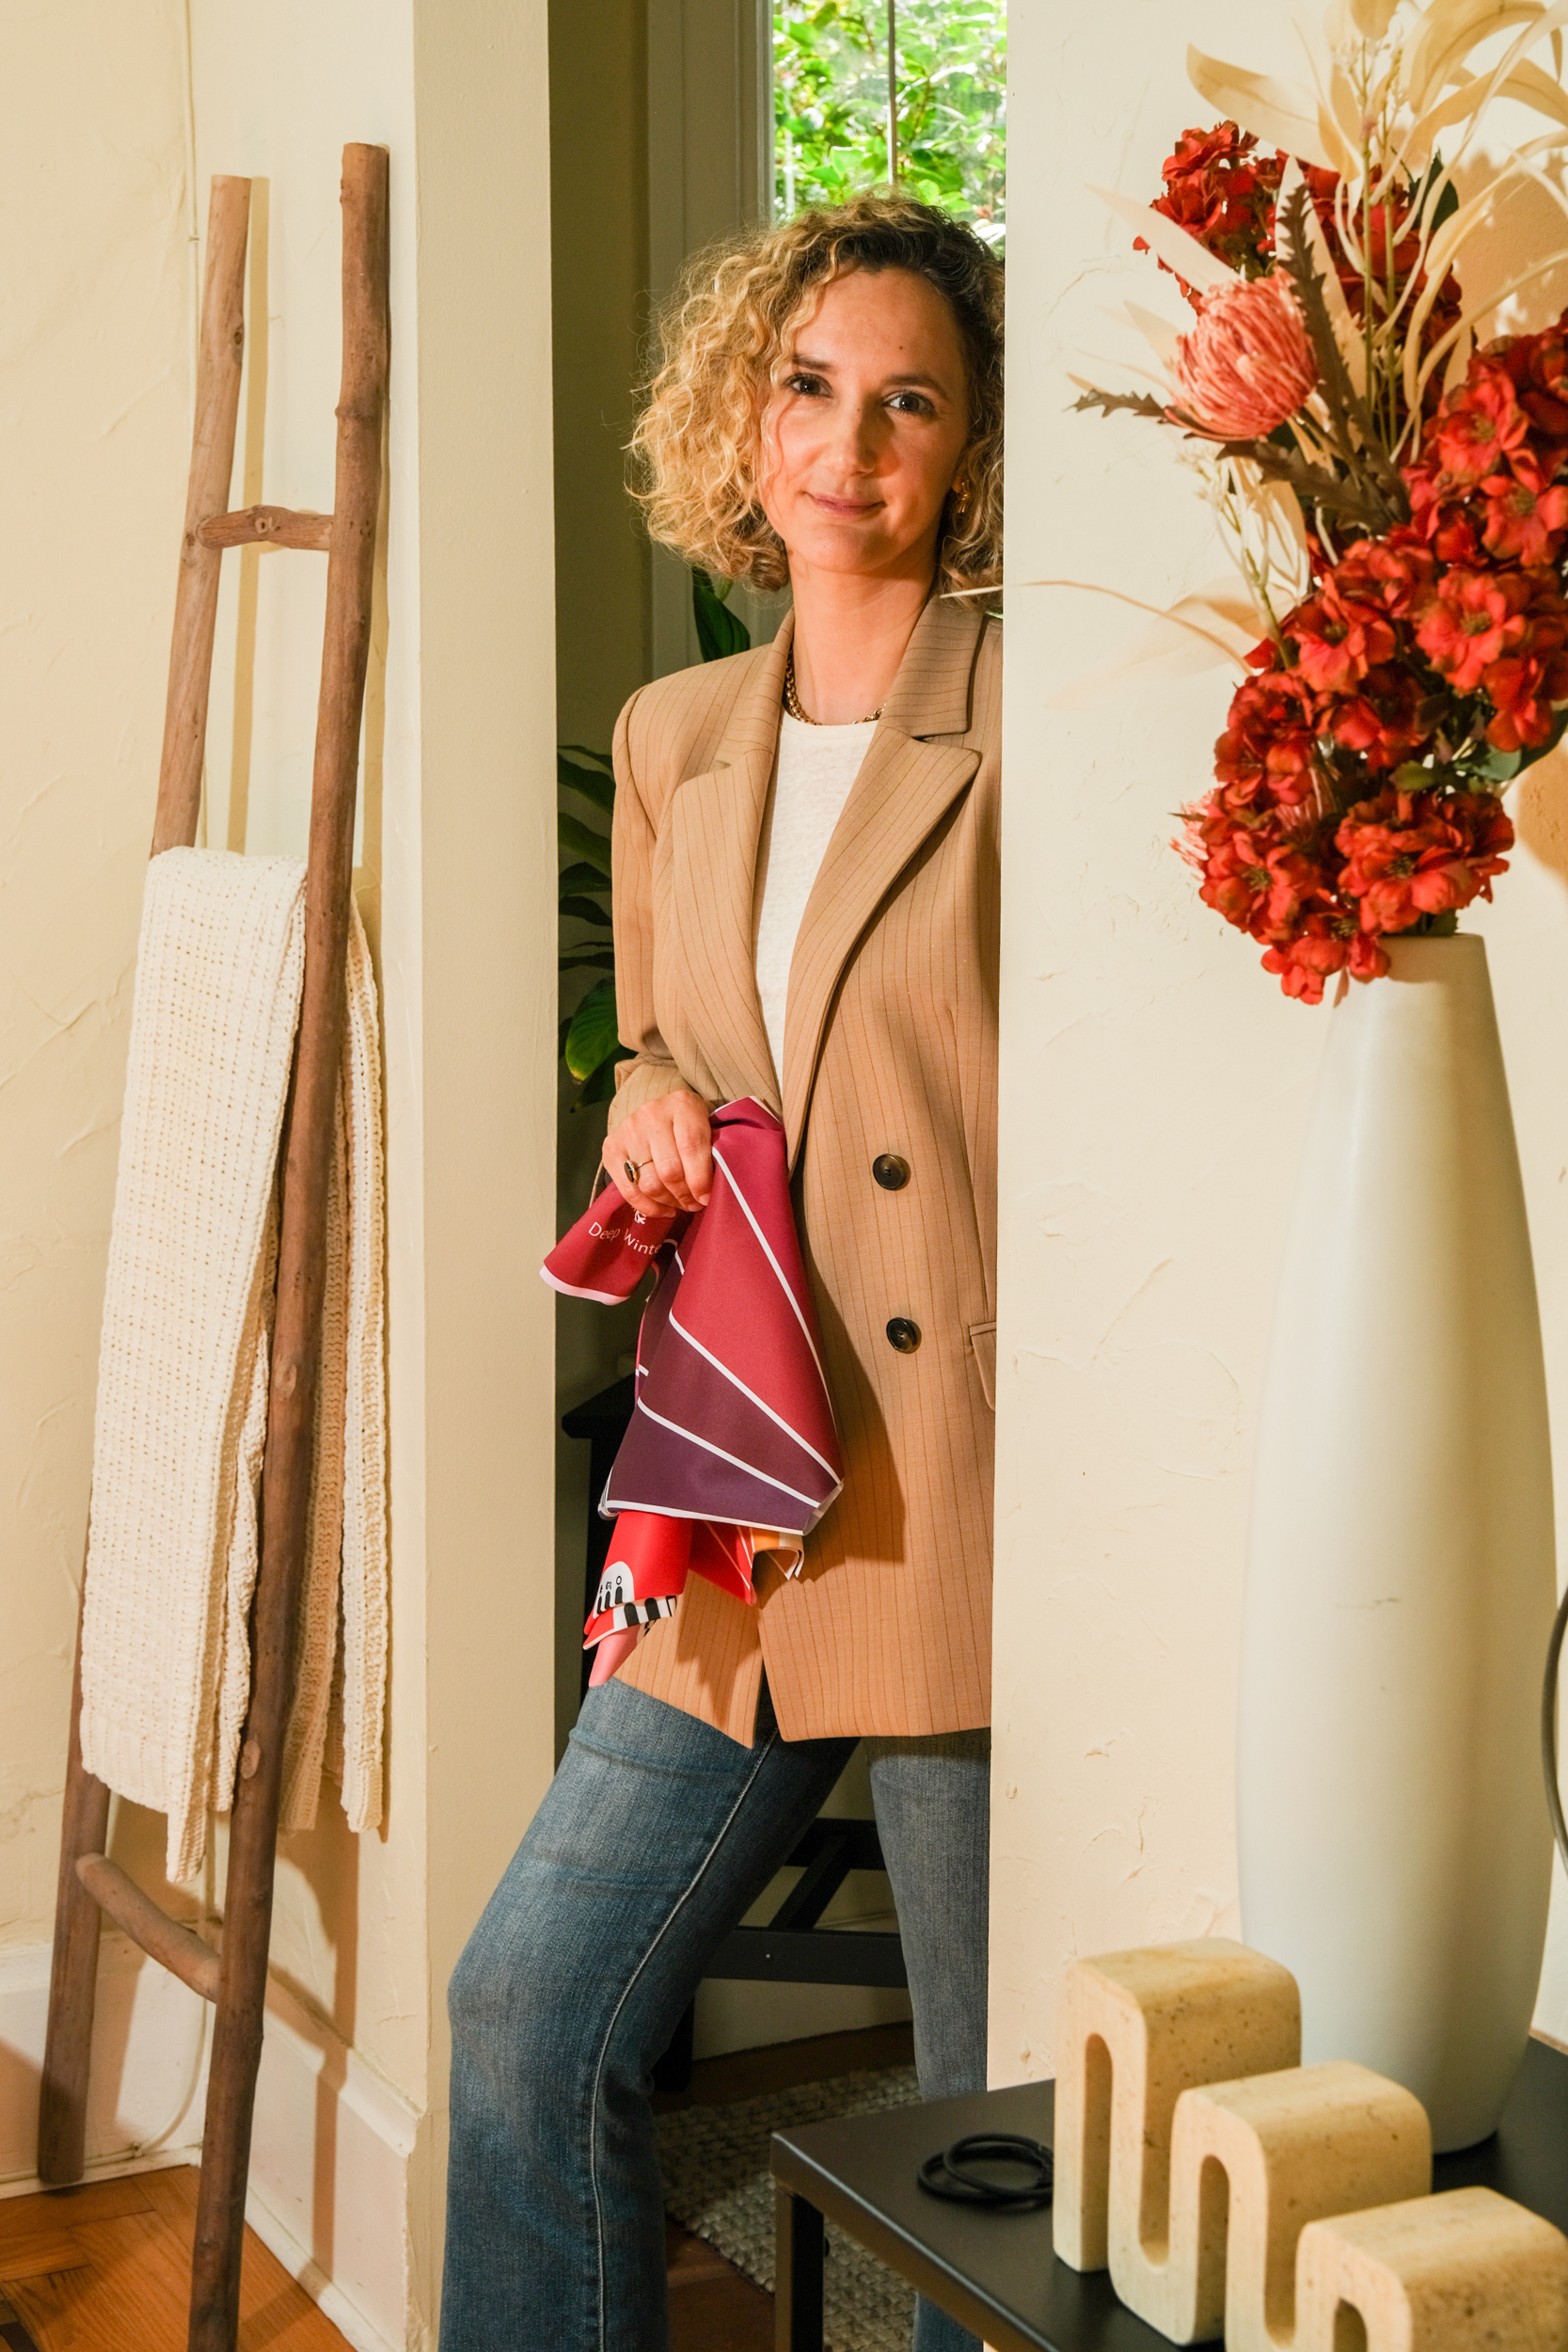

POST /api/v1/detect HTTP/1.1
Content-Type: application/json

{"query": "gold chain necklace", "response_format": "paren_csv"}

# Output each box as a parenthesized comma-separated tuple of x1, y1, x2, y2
(783, 649, 882, 727)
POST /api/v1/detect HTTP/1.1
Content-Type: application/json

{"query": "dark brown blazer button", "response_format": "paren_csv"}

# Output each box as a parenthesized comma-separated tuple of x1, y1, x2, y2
(885, 1316, 921, 1354)
(873, 1153, 910, 1191)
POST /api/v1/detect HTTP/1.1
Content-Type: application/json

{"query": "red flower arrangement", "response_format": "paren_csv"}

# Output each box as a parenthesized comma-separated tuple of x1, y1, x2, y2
(1177, 312, 1568, 1001)
(1073, 0, 1568, 1008)
(1140, 122, 1463, 378)
(1137, 125, 1282, 292)
(1065, 0, 1568, 1000)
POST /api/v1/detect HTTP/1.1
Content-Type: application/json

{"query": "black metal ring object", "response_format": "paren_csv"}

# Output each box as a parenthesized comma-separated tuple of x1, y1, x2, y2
(917, 2131, 1054, 2210)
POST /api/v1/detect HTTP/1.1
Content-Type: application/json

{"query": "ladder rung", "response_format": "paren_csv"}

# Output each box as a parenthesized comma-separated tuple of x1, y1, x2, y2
(196, 503, 333, 551)
(75, 1853, 220, 2002)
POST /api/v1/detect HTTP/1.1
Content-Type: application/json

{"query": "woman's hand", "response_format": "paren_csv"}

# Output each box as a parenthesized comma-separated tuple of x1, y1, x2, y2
(604, 1089, 714, 1214)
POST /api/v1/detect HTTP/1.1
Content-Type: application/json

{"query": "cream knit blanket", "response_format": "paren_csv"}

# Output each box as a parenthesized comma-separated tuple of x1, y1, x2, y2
(79, 848, 387, 1881)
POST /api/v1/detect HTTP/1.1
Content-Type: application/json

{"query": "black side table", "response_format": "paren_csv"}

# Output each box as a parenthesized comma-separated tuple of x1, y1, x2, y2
(770, 2035, 1568, 2352)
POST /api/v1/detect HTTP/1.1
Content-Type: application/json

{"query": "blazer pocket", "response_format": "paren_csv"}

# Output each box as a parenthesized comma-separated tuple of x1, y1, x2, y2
(968, 1320, 996, 1411)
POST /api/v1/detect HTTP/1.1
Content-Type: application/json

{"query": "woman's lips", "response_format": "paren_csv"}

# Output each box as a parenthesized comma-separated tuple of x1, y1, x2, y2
(808, 492, 881, 518)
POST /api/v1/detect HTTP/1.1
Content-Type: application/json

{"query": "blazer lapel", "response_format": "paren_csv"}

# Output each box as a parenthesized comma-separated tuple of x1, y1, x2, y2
(665, 618, 794, 1111)
(781, 596, 986, 1161)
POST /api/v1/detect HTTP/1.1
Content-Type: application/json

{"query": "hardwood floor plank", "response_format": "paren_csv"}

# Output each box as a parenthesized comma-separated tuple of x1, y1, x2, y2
(0, 2232, 87, 2288)
(1, 2171, 350, 2352)
(666, 2223, 773, 2352)
(667, 2217, 737, 2288)
(0, 2179, 152, 2249)
(139, 2171, 198, 2217)
(8, 2212, 194, 2350)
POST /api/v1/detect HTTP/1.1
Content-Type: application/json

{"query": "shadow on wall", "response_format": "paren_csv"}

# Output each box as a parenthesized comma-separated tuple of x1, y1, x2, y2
(1518, 744, 1568, 894)
(271, 1807, 361, 2283)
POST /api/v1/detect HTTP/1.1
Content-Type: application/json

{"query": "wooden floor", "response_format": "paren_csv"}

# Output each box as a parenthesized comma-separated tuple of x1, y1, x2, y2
(0, 2169, 348, 2352)
(0, 2021, 915, 2352)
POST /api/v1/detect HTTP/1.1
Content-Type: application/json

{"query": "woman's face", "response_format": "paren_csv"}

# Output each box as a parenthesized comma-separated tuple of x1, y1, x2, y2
(755, 266, 971, 584)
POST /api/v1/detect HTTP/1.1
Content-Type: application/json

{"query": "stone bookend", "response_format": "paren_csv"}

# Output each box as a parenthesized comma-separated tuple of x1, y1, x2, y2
(1053, 1938, 1302, 2279)
(1295, 2188, 1568, 2352)
(1053, 1938, 1568, 2352)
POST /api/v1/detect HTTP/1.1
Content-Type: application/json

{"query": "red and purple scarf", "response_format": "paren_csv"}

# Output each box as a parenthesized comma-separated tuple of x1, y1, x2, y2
(543, 1098, 842, 1680)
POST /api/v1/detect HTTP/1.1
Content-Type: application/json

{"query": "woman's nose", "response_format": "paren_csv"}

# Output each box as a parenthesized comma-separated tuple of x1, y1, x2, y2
(825, 397, 883, 474)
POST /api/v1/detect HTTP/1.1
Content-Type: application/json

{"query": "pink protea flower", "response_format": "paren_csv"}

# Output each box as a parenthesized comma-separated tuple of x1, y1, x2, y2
(1172, 276, 1318, 439)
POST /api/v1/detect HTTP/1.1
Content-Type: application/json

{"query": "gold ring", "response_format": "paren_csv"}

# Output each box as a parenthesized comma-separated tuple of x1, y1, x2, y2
(623, 1157, 645, 1186)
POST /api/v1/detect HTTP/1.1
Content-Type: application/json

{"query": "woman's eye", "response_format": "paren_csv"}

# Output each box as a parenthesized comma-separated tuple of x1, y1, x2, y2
(785, 373, 827, 396)
(889, 390, 935, 417)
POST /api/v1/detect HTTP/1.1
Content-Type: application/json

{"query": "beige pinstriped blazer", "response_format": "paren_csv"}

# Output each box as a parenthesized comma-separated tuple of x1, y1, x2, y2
(607, 591, 1000, 1743)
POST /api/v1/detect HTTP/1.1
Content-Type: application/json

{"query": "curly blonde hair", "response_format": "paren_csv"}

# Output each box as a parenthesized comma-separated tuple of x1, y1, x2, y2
(631, 193, 1003, 596)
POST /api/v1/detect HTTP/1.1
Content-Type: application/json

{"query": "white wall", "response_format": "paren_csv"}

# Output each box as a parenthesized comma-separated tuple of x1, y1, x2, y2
(0, 0, 192, 1970)
(992, 0, 1568, 2091)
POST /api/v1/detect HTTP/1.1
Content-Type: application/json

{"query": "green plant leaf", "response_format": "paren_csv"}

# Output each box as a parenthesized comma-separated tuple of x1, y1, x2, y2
(1273, 185, 1406, 529)
(560, 892, 613, 927)
(560, 742, 614, 770)
(692, 567, 752, 662)
(559, 813, 611, 873)
(573, 1056, 621, 1106)
(560, 947, 618, 972)
(564, 977, 622, 1082)
(559, 754, 615, 813)
(1413, 151, 1461, 238)
(559, 861, 611, 896)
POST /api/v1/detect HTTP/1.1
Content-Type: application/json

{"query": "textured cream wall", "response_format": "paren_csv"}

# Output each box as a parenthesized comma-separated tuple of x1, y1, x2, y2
(187, 4, 560, 2331)
(992, 0, 1568, 2087)
(0, 3, 192, 1951)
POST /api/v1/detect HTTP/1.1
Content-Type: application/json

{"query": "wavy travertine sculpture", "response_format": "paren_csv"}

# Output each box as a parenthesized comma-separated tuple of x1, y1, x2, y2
(1053, 1939, 1568, 2351)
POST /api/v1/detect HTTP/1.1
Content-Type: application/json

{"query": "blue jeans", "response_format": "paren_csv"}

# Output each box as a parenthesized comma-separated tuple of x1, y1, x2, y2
(440, 1675, 990, 2352)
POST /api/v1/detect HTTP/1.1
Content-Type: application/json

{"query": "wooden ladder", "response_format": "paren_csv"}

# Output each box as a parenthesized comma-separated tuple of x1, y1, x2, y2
(37, 147, 389, 2352)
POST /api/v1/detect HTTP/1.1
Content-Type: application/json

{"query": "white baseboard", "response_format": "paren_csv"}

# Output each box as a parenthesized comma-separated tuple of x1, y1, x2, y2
(245, 2172, 403, 2352)
(246, 1971, 417, 2352)
(0, 1939, 418, 2352)
(0, 1936, 208, 2188)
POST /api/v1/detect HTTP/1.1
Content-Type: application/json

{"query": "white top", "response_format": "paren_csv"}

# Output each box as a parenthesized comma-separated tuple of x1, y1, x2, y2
(754, 710, 876, 1090)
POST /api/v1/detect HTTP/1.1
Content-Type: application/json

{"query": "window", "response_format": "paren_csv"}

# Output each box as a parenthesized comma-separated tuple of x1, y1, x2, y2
(772, 1, 1006, 245)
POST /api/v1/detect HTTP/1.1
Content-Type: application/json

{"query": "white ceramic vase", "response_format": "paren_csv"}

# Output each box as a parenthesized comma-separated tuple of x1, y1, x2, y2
(1237, 933, 1556, 2153)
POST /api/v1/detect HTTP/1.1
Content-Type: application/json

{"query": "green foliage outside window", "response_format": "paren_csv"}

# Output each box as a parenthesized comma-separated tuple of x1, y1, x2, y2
(773, 0, 1006, 245)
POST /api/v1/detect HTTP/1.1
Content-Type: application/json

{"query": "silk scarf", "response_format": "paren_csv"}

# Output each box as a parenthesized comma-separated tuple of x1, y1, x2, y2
(543, 1097, 842, 1677)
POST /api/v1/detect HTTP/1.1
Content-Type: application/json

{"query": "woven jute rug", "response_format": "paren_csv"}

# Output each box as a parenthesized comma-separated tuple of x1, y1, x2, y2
(657, 2063, 921, 2352)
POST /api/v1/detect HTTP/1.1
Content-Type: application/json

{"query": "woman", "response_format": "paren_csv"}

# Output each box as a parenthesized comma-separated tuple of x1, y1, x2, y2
(441, 192, 1003, 2352)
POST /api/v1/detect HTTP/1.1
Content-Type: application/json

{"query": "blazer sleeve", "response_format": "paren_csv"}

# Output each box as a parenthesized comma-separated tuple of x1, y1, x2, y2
(607, 687, 695, 1128)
